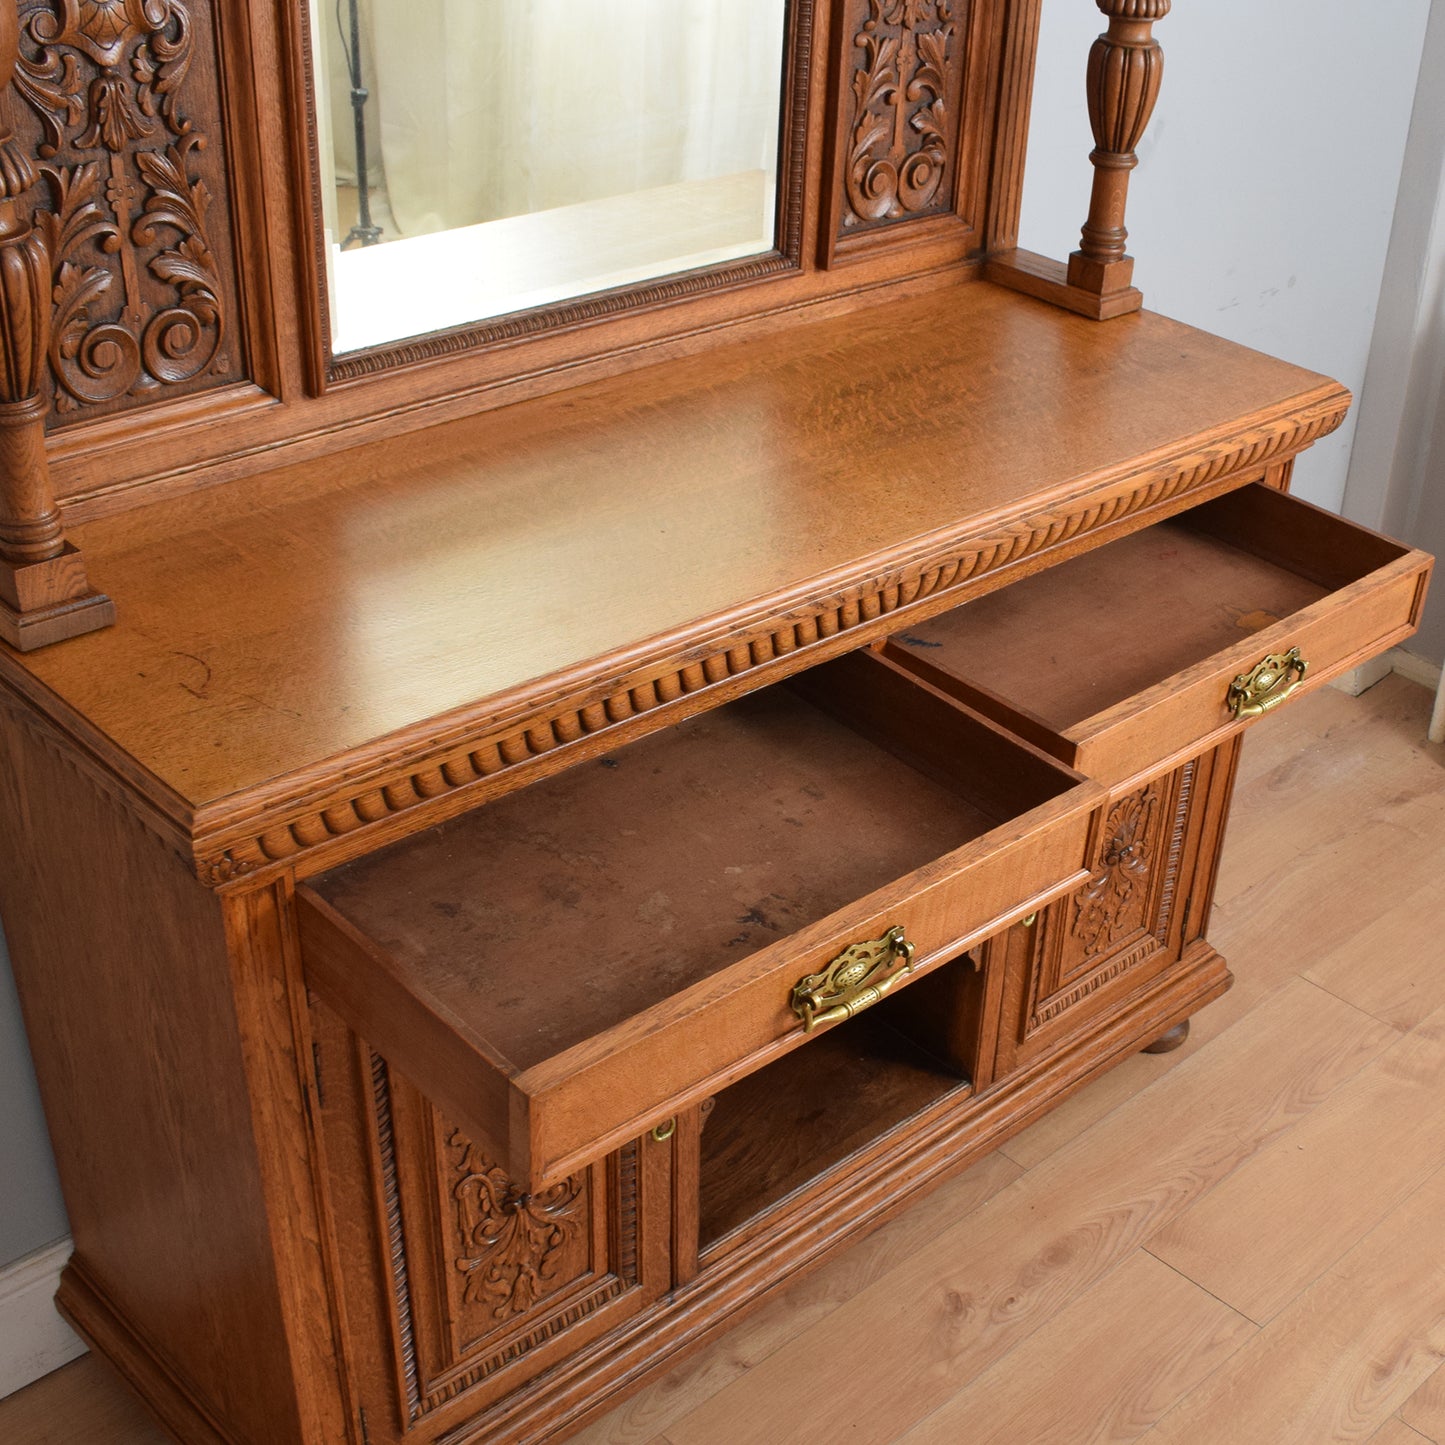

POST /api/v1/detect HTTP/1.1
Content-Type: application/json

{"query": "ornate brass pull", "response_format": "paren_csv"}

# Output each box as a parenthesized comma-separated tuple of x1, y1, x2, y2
(790, 925, 916, 1033)
(1227, 647, 1308, 720)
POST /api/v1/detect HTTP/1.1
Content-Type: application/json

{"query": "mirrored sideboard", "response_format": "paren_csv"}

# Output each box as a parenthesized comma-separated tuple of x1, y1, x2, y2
(0, 3, 1432, 1443)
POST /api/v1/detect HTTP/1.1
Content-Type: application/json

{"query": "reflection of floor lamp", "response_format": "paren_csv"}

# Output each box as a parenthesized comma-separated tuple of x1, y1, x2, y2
(340, 0, 382, 247)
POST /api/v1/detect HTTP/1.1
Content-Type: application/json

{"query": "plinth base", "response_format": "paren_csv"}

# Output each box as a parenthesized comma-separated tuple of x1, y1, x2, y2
(0, 588, 115, 651)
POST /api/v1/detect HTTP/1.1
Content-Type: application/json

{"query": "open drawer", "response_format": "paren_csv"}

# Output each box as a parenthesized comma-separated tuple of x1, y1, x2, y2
(882, 483, 1433, 784)
(298, 649, 1100, 1187)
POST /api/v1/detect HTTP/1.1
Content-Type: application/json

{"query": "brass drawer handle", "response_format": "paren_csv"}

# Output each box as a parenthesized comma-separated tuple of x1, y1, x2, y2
(790, 925, 916, 1033)
(1227, 646, 1308, 720)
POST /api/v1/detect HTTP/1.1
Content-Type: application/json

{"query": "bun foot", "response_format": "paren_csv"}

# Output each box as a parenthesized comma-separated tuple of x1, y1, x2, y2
(1142, 1020, 1190, 1055)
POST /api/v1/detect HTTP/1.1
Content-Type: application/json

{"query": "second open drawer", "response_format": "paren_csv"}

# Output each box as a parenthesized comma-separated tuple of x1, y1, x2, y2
(882, 483, 1433, 784)
(298, 649, 1100, 1187)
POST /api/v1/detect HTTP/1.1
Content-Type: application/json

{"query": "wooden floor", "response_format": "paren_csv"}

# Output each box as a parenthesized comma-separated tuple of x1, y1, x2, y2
(4, 673, 1444, 1444)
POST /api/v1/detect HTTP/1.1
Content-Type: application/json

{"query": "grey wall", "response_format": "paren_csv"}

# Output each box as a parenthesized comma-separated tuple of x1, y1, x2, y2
(1342, 0, 1445, 666)
(0, 0, 1439, 1279)
(1020, 0, 1432, 514)
(0, 924, 69, 1262)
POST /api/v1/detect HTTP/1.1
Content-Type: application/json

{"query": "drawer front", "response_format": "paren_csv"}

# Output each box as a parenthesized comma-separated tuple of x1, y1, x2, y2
(884, 484, 1433, 787)
(299, 654, 1101, 1187)
(1070, 549, 1428, 783)
(513, 802, 1092, 1182)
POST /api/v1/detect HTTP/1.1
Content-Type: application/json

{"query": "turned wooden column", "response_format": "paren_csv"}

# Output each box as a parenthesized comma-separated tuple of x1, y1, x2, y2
(0, 1, 112, 652)
(1066, 0, 1170, 300)
(981, 0, 1168, 321)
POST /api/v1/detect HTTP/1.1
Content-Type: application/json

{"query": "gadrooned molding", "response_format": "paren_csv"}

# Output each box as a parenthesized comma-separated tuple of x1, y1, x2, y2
(189, 393, 1348, 887)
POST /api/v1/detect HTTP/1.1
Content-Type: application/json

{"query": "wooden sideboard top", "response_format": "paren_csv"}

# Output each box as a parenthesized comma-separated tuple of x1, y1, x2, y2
(0, 281, 1348, 884)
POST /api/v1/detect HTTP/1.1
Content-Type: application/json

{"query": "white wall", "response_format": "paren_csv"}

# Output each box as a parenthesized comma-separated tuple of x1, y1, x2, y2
(0, 926, 69, 1262)
(1021, 0, 1432, 514)
(1341, 0, 1445, 666)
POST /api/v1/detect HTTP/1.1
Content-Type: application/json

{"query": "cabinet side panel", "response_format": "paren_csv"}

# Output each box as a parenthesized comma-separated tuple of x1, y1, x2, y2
(0, 704, 308, 1444)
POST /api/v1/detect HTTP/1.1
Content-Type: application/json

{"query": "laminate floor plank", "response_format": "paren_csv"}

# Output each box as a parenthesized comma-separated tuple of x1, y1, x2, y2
(1304, 868, 1445, 1031)
(1402, 1362, 1445, 1440)
(893, 1252, 1254, 1444)
(568, 1150, 1024, 1445)
(1210, 787, 1445, 997)
(0, 1354, 170, 1443)
(1370, 1417, 1437, 1444)
(1147, 1000, 1445, 1323)
(1146, 1165, 1445, 1443)
(662, 979, 1392, 1445)
(1213, 674, 1444, 911)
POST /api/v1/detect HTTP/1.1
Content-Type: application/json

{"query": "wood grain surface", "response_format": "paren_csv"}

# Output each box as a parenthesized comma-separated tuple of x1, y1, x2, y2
(3, 287, 1345, 820)
(5, 675, 1441, 1445)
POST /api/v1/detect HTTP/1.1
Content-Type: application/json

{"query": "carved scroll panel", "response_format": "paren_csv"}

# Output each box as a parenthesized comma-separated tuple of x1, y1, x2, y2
(10, 0, 244, 424)
(830, 0, 973, 254)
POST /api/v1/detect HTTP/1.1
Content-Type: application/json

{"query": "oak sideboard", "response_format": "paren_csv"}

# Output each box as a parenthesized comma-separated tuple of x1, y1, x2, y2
(0, 2, 1431, 1442)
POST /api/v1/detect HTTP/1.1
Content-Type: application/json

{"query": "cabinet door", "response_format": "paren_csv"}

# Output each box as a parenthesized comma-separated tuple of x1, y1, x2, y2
(308, 998, 671, 1445)
(994, 738, 1240, 1076)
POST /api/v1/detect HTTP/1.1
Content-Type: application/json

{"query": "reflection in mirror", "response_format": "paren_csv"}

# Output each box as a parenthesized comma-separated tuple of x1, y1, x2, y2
(312, 0, 790, 354)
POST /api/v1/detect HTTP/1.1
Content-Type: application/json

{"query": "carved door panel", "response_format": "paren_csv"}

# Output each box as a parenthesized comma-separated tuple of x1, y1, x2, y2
(309, 998, 669, 1444)
(994, 738, 1240, 1076)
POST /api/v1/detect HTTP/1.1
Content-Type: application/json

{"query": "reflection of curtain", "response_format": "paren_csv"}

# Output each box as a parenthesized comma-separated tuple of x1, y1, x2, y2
(331, 0, 785, 239)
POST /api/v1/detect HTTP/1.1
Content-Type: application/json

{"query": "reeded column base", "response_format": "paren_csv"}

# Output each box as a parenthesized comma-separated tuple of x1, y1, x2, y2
(1067, 249, 1137, 298)
(0, 541, 115, 651)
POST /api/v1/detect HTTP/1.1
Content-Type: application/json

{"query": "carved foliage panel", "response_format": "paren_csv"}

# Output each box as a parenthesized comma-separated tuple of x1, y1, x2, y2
(373, 1060, 639, 1426)
(834, 0, 971, 240)
(12, 0, 245, 423)
(1027, 761, 1194, 1033)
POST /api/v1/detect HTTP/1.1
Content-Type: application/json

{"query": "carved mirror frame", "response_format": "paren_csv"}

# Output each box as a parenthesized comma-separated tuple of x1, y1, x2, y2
(300, 0, 820, 386)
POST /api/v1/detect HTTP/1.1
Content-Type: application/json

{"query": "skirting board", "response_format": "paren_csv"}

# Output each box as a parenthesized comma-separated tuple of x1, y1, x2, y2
(1330, 646, 1445, 744)
(1331, 645, 1442, 694)
(0, 1238, 86, 1399)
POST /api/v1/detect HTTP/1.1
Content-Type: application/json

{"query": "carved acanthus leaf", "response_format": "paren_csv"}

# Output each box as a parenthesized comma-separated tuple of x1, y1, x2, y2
(13, 0, 230, 414)
(449, 1131, 586, 1320)
(1072, 786, 1160, 955)
(843, 0, 958, 228)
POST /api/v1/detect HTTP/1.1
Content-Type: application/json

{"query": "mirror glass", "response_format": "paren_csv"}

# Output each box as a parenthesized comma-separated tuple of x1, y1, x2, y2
(311, 0, 790, 355)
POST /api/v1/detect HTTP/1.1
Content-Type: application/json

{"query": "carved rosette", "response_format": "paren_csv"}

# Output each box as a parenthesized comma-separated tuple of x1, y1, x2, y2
(842, 0, 959, 228)
(1072, 785, 1160, 956)
(448, 1131, 586, 1320)
(10, 0, 233, 416)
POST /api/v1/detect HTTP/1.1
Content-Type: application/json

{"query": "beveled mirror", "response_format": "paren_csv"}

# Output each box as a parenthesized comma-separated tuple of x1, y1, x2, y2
(309, 0, 794, 359)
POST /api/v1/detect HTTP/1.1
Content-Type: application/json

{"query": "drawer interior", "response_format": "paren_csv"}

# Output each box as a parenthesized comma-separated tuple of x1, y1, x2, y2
(885, 483, 1414, 741)
(308, 655, 1078, 1076)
